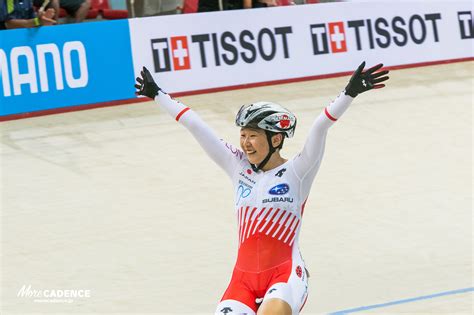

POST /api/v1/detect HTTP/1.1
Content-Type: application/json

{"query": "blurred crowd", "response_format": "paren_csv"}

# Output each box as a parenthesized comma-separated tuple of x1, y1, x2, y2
(0, 0, 342, 30)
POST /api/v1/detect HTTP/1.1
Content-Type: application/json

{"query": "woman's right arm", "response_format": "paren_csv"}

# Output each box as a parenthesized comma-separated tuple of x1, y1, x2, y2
(154, 91, 242, 178)
(135, 67, 242, 178)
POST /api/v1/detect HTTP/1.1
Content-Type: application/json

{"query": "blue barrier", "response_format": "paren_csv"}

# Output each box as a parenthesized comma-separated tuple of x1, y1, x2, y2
(0, 20, 135, 117)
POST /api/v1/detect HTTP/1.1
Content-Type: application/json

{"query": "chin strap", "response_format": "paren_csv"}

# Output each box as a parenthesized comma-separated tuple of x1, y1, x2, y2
(251, 131, 277, 172)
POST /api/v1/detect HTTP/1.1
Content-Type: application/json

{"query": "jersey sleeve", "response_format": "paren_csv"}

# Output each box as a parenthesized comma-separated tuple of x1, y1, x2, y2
(154, 91, 243, 178)
(293, 92, 354, 197)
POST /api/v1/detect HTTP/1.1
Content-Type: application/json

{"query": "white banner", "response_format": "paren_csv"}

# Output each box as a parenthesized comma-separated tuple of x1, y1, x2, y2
(129, 1, 473, 94)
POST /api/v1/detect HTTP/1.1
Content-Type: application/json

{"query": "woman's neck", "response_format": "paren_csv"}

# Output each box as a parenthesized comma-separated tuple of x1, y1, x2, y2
(261, 152, 287, 172)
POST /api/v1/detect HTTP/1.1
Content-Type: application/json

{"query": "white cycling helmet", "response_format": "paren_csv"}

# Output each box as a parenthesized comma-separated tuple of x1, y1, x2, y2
(236, 101, 297, 172)
(235, 101, 297, 138)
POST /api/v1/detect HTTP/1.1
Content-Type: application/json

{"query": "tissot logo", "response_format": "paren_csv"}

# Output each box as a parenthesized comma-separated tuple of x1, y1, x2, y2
(310, 22, 347, 55)
(151, 36, 191, 73)
(458, 11, 474, 39)
(310, 13, 442, 55)
(150, 27, 293, 73)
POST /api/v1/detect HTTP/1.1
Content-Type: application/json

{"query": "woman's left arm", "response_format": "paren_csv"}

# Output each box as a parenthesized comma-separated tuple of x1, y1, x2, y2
(293, 62, 390, 187)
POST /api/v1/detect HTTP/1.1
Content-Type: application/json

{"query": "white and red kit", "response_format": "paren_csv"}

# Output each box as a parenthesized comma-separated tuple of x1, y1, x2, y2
(154, 91, 353, 314)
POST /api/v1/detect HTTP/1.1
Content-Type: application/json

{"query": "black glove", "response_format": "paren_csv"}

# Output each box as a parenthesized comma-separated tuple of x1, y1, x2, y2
(135, 66, 161, 99)
(344, 61, 389, 98)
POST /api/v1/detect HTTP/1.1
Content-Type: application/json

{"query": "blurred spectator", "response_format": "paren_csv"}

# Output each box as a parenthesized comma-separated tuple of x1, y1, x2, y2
(198, 0, 241, 12)
(126, 0, 158, 17)
(180, 0, 198, 13)
(127, 0, 180, 17)
(33, 0, 91, 23)
(251, 0, 272, 8)
(197, 0, 297, 12)
(58, 0, 91, 22)
(0, 0, 56, 30)
(33, 0, 60, 21)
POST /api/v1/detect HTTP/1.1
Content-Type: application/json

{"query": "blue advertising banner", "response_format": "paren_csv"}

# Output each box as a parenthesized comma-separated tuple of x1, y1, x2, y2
(0, 20, 135, 117)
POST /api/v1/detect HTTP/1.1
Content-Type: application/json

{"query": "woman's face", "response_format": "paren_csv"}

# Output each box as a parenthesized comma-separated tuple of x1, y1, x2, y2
(240, 128, 270, 165)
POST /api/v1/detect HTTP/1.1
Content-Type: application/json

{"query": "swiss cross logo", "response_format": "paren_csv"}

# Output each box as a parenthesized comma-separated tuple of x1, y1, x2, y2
(170, 36, 191, 70)
(310, 21, 346, 55)
(328, 22, 347, 53)
(458, 11, 474, 39)
(151, 36, 191, 73)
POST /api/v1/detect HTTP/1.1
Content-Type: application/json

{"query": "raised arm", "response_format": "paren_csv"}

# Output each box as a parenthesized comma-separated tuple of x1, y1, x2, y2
(293, 62, 389, 195)
(135, 67, 242, 178)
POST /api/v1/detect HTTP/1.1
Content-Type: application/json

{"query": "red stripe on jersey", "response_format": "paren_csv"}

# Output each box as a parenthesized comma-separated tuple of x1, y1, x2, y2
(239, 207, 245, 237)
(325, 107, 337, 121)
(301, 199, 307, 216)
(245, 207, 261, 240)
(255, 208, 274, 234)
(300, 294, 308, 312)
(259, 209, 281, 234)
(237, 207, 241, 245)
(237, 207, 242, 243)
(284, 218, 299, 243)
(248, 207, 266, 238)
(237, 206, 242, 227)
(272, 212, 292, 238)
(239, 206, 249, 244)
(278, 215, 297, 241)
(266, 210, 287, 236)
(288, 220, 300, 245)
(175, 107, 190, 121)
(242, 207, 258, 243)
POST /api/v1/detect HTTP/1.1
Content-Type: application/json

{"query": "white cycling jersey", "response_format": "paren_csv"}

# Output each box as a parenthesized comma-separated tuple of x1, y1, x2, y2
(154, 91, 353, 313)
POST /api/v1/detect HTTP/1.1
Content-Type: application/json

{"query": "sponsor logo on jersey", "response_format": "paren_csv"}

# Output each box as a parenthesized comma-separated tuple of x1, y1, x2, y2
(239, 171, 256, 185)
(262, 196, 293, 204)
(296, 265, 303, 278)
(236, 184, 251, 205)
(269, 183, 289, 195)
(238, 180, 252, 190)
(220, 307, 233, 314)
(224, 142, 244, 160)
(275, 168, 286, 177)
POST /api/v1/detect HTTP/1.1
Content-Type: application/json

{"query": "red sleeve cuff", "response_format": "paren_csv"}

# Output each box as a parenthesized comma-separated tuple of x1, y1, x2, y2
(175, 107, 190, 122)
(324, 107, 337, 121)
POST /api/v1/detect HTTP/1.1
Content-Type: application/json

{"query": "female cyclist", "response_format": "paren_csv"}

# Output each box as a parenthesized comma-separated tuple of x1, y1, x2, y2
(135, 62, 389, 315)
